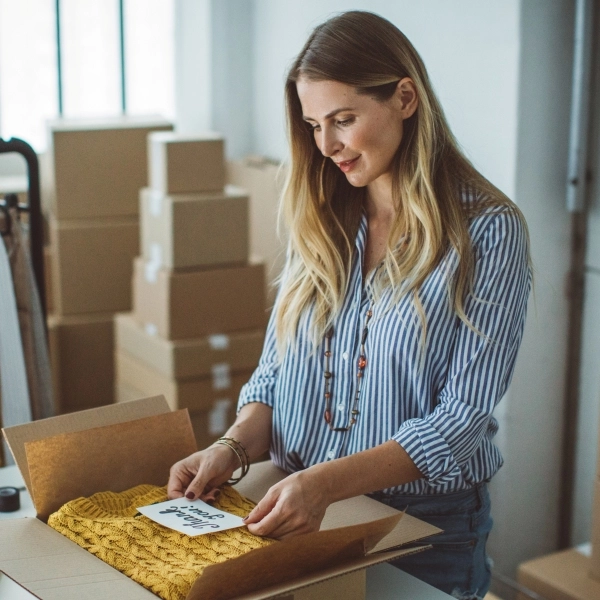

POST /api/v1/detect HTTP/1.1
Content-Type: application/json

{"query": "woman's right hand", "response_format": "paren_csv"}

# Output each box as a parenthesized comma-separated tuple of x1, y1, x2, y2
(167, 443, 240, 501)
(168, 403, 273, 501)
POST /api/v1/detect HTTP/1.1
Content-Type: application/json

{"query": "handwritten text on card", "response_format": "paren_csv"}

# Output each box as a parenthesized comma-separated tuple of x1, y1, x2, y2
(137, 498, 245, 536)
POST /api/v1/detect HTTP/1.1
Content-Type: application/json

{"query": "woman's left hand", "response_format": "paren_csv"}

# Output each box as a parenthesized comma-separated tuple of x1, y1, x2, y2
(243, 469, 330, 539)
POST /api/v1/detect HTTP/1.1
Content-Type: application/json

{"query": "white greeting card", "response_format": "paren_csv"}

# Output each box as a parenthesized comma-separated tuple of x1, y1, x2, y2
(137, 498, 245, 537)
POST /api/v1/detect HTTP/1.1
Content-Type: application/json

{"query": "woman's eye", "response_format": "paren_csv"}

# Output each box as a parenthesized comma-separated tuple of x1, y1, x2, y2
(337, 118, 354, 127)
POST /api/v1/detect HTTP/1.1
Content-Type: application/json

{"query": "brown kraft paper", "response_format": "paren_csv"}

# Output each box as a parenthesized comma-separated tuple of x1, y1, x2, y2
(25, 409, 197, 521)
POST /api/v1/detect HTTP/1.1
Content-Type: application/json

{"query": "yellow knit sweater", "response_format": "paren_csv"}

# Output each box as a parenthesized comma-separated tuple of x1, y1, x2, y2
(48, 485, 274, 600)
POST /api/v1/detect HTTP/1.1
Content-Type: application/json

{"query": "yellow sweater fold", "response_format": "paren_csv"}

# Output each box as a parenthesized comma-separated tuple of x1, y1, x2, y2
(48, 485, 274, 600)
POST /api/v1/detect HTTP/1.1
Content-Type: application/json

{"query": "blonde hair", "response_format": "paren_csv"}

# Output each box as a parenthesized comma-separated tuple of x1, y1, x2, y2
(276, 10, 529, 353)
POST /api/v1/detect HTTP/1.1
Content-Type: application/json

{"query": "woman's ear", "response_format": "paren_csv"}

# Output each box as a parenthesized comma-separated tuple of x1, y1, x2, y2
(395, 77, 418, 120)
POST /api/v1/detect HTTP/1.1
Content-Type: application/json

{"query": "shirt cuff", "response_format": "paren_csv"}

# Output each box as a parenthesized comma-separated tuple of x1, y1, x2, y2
(236, 378, 275, 412)
(392, 419, 464, 484)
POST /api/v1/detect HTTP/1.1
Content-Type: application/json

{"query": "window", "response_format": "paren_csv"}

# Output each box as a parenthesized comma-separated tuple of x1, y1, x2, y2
(0, 0, 174, 154)
(0, 0, 58, 151)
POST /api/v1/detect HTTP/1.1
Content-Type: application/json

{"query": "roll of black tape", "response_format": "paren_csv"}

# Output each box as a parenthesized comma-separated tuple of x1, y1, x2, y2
(0, 486, 20, 512)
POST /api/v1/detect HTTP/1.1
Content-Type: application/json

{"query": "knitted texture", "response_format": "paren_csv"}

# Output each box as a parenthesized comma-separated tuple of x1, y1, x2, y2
(48, 485, 274, 600)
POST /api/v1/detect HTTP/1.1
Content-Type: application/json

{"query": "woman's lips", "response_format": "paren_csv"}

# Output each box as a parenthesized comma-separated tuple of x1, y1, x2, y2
(336, 156, 359, 173)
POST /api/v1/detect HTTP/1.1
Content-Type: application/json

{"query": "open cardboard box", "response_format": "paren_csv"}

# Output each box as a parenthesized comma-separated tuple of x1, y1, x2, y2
(1, 396, 440, 600)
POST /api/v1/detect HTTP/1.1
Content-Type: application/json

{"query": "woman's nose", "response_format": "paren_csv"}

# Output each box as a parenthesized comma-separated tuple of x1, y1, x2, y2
(319, 128, 342, 157)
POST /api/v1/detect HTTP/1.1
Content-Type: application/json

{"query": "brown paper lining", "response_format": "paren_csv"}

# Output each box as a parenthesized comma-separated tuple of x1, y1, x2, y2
(25, 409, 197, 520)
(2, 395, 170, 496)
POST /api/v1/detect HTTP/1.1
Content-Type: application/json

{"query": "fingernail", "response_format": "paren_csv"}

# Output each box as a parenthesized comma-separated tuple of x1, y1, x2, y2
(186, 492, 195, 500)
(242, 515, 248, 521)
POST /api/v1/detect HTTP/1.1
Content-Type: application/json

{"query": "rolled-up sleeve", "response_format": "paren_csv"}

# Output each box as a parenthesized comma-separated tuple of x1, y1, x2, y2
(392, 209, 532, 484)
(237, 300, 280, 411)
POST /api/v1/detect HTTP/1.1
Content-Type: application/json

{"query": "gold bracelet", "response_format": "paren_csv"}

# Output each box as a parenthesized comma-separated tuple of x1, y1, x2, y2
(215, 439, 248, 484)
(217, 437, 250, 473)
(219, 437, 250, 473)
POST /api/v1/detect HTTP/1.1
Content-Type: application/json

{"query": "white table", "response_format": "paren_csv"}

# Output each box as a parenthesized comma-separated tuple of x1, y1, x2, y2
(0, 466, 450, 599)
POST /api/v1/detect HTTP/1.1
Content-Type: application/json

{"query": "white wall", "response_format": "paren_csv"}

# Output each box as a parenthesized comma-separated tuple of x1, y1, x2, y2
(174, 0, 212, 133)
(489, 0, 574, 580)
(210, 0, 254, 159)
(251, 0, 520, 198)
(174, 0, 256, 158)
(0, 153, 26, 176)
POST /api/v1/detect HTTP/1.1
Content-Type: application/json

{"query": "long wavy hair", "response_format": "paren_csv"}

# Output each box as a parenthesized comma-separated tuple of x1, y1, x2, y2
(275, 10, 529, 353)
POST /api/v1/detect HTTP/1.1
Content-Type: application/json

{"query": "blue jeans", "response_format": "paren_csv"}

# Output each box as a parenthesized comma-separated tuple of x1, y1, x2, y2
(370, 484, 493, 600)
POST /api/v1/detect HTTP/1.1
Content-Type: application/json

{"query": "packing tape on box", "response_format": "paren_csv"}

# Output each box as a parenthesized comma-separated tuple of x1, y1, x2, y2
(144, 259, 160, 283)
(149, 189, 163, 217)
(212, 363, 231, 390)
(149, 243, 163, 267)
(145, 323, 158, 337)
(209, 334, 230, 350)
(209, 399, 232, 435)
(575, 542, 592, 557)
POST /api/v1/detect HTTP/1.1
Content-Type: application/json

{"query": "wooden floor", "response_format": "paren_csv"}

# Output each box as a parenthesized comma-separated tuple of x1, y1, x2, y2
(484, 594, 503, 600)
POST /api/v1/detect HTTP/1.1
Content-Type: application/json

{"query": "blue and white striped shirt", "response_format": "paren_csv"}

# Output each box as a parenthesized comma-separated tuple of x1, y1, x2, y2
(238, 193, 532, 495)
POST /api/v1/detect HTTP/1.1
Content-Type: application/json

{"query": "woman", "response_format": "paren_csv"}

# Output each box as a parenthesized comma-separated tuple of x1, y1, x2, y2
(168, 10, 531, 598)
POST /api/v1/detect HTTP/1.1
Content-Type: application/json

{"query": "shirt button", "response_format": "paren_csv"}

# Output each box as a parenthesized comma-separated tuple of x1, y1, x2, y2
(327, 449, 335, 460)
(342, 352, 349, 361)
(337, 403, 344, 412)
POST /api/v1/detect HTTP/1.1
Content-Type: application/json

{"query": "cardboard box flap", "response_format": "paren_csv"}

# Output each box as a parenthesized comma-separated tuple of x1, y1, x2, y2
(0, 518, 426, 600)
(235, 461, 442, 553)
(372, 512, 441, 553)
(187, 513, 401, 600)
(2, 396, 170, 496)
(22, 408, 197, 521)
(233, 545, 431, 600)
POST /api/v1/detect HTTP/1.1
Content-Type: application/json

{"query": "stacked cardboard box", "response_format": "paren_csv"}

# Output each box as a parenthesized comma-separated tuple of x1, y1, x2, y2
(227, 156, 287, 307)
(116, 132, 267, 447)
(44, 116, 173, 414)
(517, 545, 600, 600)
(516, 409, 600, 599)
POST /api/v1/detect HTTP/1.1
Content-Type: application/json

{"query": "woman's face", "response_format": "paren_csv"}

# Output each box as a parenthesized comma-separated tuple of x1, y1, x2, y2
(296, 77, 417, 190)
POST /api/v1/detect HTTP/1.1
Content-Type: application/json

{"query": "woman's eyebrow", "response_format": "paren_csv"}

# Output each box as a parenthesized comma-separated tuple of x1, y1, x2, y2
(302, 107, 356, 122)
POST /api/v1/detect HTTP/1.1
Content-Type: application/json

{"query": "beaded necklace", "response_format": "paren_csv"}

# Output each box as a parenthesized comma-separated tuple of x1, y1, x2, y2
(322, 260, 383, 431)
(323, 298, 375, 431)
(322, 232, 409, 431)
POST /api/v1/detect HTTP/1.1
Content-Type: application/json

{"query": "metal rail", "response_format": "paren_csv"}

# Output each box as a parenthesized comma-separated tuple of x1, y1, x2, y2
(0, 137, 46, 324)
